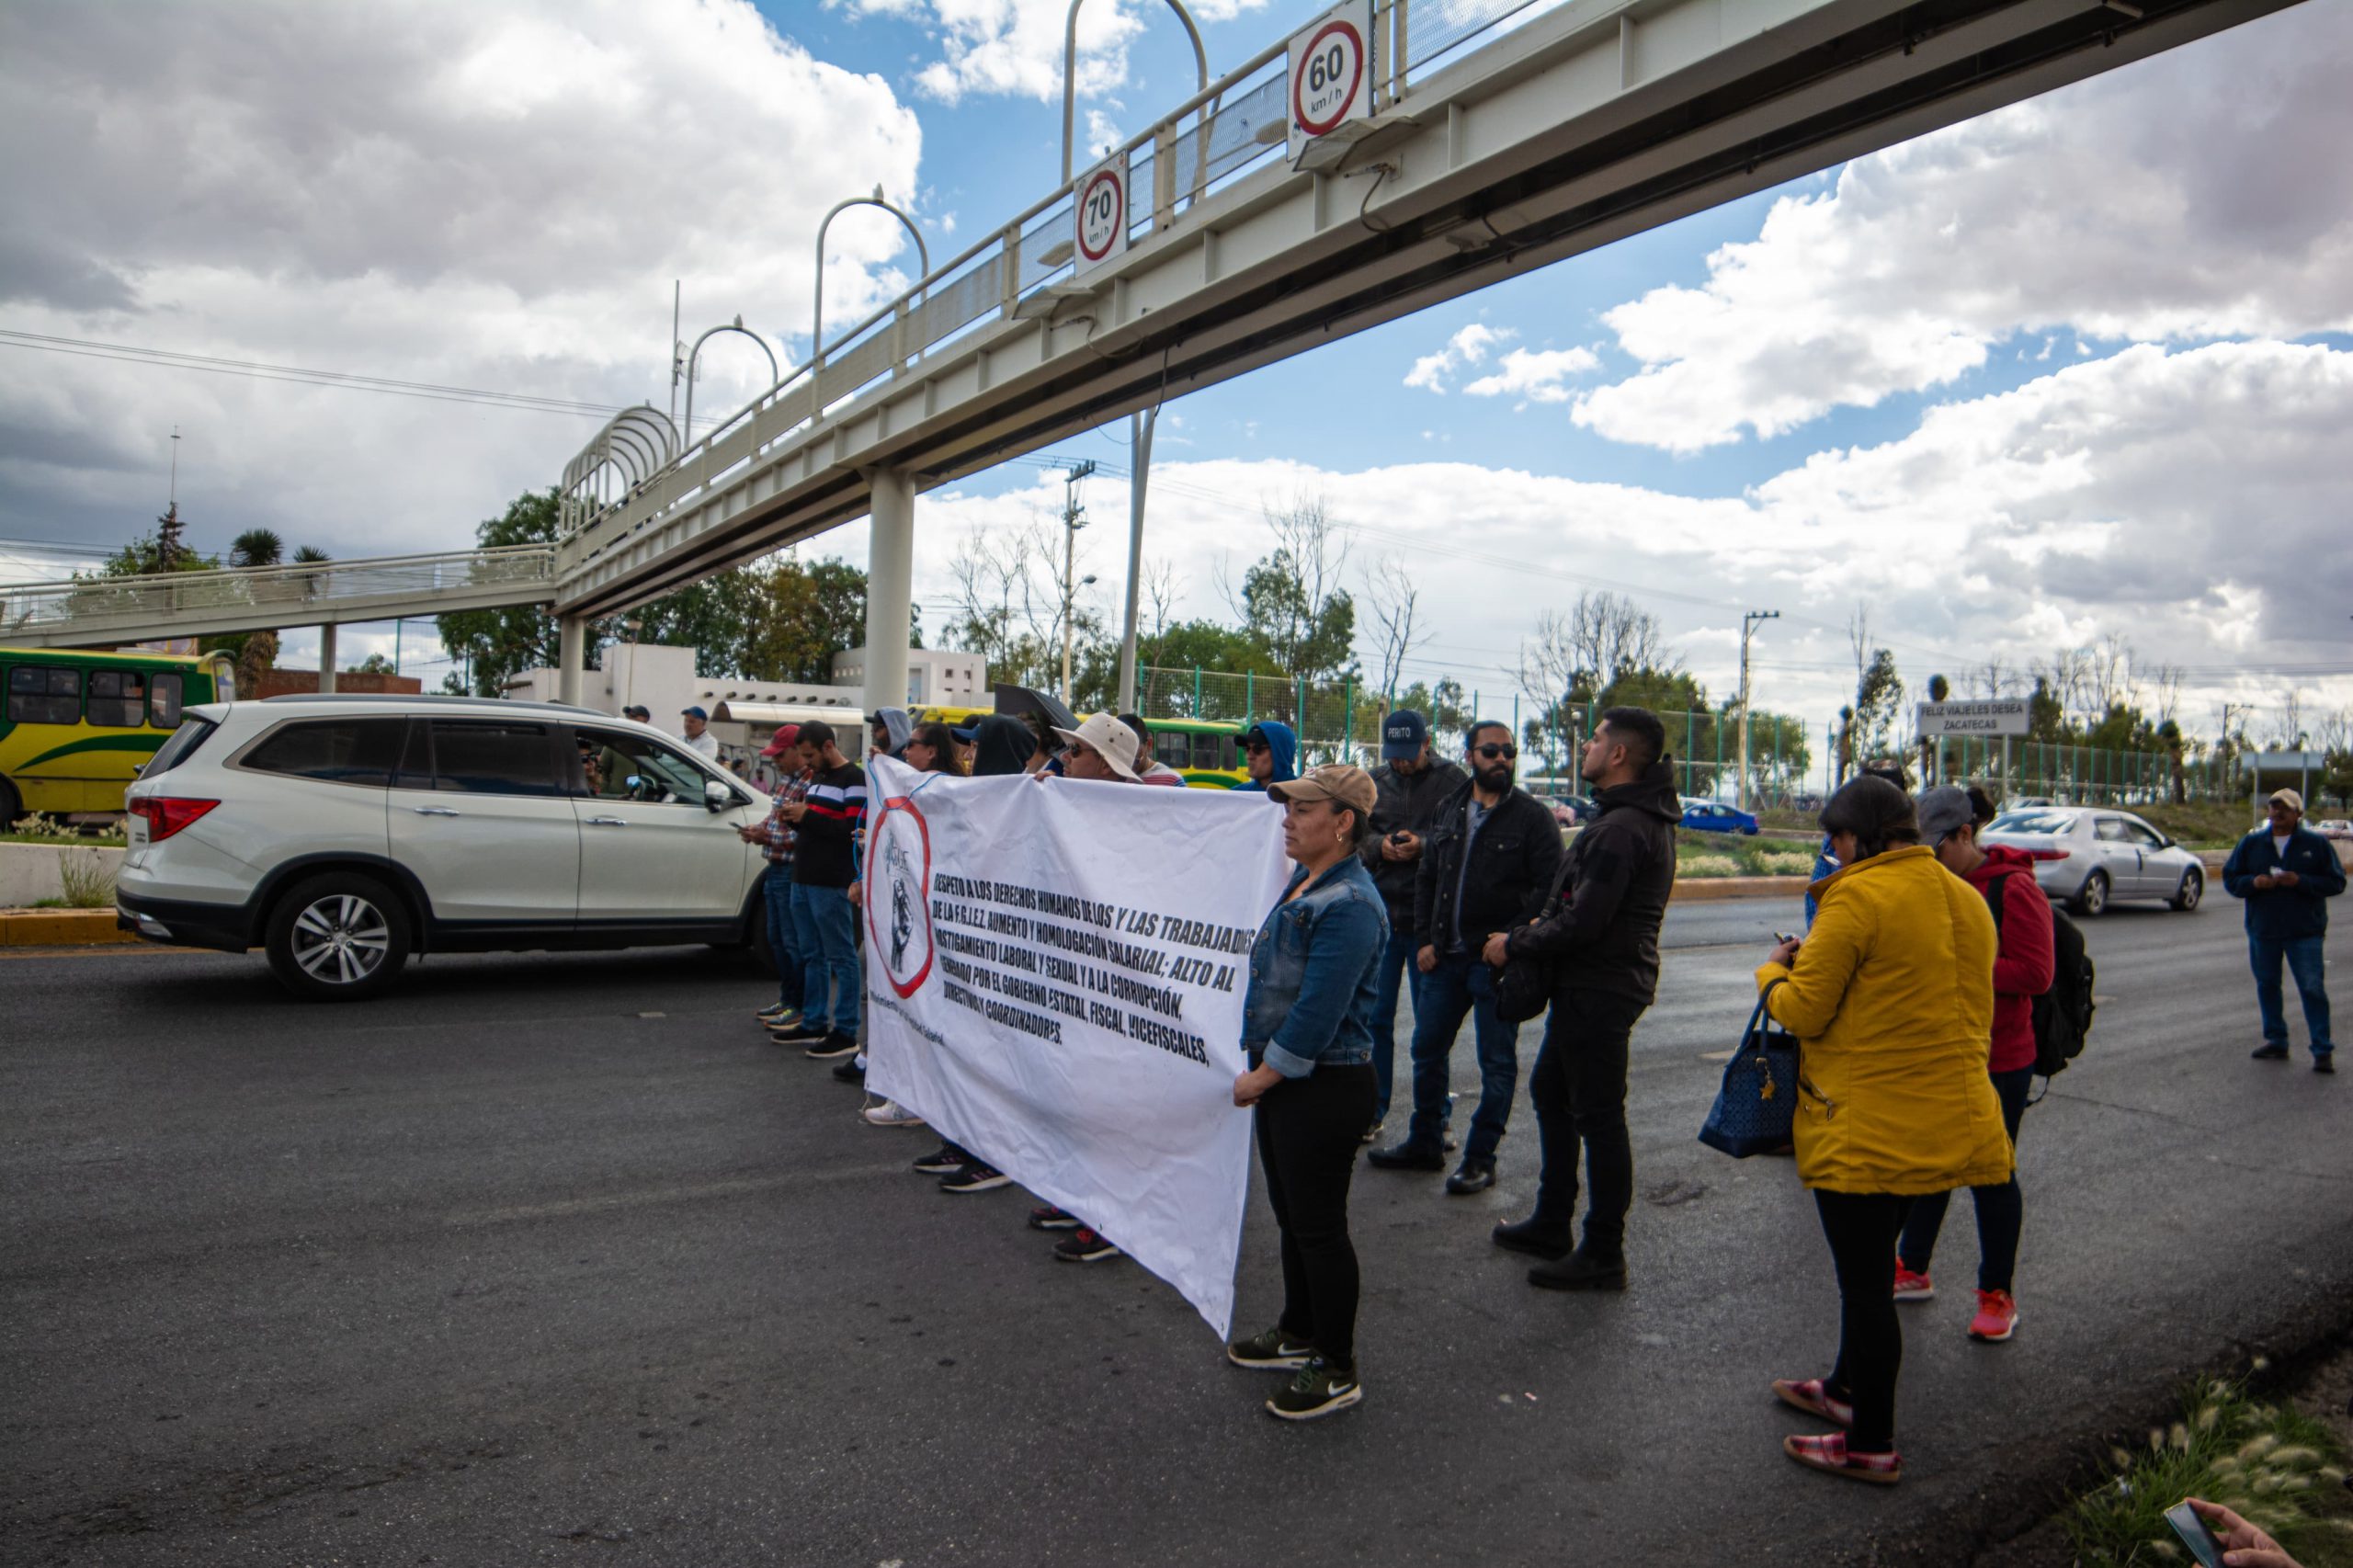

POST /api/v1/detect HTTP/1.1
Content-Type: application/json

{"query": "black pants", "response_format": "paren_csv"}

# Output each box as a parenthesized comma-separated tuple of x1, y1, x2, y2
(1814, 1190, 1915, 1454)
(1528, 988, 1645, 1258)
(1898, 1065, 2032, 1291)
(1255, 1063, 1378, 1371)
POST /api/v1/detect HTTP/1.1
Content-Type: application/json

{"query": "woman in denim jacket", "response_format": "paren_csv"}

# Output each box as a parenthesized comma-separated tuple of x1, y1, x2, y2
(1227, 764, 1389, 1422)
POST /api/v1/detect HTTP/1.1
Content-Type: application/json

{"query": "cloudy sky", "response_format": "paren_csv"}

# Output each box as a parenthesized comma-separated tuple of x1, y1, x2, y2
(1, 0, 2347, 747)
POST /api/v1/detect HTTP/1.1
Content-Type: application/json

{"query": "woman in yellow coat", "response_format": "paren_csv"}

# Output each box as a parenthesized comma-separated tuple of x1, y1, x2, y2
(1754, 775, 2011, 1484)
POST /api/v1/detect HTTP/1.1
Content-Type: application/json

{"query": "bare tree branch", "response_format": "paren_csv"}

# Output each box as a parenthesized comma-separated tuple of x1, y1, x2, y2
(1363, 554, 1426, 699)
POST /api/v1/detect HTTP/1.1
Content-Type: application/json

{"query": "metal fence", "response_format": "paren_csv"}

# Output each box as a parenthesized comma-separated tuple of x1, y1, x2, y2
(1901, 732, 2264, 809)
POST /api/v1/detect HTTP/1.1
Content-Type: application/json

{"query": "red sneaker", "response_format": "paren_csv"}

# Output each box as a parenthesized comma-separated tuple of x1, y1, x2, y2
(1968, 1288, 2018, 1342)
(1783, 1432, 1903, 1485)
(1892, 1262, 1935, 1302)
(1771, 1377, 1853, 1428)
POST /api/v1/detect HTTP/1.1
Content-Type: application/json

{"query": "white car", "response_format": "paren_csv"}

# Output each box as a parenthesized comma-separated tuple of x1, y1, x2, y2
(1979, 805, 2205, 916)
(118, 695, 772, 999)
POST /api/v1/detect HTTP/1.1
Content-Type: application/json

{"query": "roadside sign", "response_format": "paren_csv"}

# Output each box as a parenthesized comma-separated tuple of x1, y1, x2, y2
(2249, 751, 2325, 770)
(1073, 152, 1130, 277)
(1288, 0, 1377, 170)
(1916, 699, 2029, 738)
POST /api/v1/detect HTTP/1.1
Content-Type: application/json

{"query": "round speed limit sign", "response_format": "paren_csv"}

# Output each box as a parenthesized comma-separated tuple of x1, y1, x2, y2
(1291, 17, 1367, 138)
(1076, 163, 1127, 267)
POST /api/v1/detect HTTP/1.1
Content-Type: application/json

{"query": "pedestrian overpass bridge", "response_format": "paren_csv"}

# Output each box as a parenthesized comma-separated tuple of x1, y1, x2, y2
(0, 0, 2300, 697)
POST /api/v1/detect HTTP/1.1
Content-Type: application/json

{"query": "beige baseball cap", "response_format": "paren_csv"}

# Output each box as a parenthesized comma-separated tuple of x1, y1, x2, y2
(1270, 764, 1378, 819)
(2268, 787, 2303, 813)
(1051, 712, 1142, 781)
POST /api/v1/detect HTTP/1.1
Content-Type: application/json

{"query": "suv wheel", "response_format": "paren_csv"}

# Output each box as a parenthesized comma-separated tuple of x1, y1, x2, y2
(266, 873, 411, 1001)
(2171, 868, 2203, 912)
(2073, 869, 2109, 918)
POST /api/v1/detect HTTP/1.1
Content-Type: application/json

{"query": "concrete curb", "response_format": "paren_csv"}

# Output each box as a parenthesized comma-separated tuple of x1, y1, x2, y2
(1669, 875, 1810, 902)
(0, 909, 140, 947)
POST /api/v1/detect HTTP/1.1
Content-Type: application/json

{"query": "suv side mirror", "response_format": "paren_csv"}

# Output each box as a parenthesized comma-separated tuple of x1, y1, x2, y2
(705, 778, 733, 812)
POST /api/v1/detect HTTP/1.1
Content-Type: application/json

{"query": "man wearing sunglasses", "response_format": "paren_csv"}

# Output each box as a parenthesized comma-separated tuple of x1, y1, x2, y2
(1371, 722, 1563, 1195)
(1236, 721, 1299, 793)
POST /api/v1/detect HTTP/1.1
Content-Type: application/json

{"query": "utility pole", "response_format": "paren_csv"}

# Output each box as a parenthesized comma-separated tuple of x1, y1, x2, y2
(1736, 608, 1779, 811)
(1116, 408, 1158, 715)
(1059, 459, 1097, 705)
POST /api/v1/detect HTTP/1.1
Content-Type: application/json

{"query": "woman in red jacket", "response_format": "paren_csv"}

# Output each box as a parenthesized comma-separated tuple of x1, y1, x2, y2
(1895, 787, 2054, 1343)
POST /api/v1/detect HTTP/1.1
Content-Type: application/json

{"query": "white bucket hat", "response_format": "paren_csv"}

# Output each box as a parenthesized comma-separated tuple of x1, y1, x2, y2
(1051, 712, 1142, 781)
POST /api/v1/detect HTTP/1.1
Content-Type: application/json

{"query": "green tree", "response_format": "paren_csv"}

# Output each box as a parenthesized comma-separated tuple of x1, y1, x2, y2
(437, 490, 568, 696)
(1851, 648, 1906, 761)
(348, 653, 398, 676)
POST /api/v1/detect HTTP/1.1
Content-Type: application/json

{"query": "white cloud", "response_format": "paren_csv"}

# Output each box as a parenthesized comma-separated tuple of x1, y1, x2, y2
(1570, 2, 2353, 452)
(1462, 346, 1600, 405)
(1403, 323, 1513, 392)
(838, 0, 1274, 106)
(0, 0, 925, 563)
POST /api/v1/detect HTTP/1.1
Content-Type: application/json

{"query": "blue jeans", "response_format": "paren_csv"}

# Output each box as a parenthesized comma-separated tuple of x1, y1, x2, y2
(790, 881, 860, 1037)
(762, 868, 802, 1009)
(1406, 953, 1520, 1162)
(1369, 928, 1420, 1124)
(2251, 934, 2332, 1055)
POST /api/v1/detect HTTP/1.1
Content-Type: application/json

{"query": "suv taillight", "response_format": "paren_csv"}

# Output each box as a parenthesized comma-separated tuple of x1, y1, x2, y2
(131, 797, 220, 842)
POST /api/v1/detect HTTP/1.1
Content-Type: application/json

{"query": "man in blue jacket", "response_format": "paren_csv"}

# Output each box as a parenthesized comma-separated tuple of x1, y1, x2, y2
(1237, 720, 1299, 793)
(2222, 788, 2344, 1072)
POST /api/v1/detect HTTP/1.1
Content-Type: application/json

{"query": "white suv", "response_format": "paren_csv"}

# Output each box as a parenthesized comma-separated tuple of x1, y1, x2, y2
(118, 694, 772, 999)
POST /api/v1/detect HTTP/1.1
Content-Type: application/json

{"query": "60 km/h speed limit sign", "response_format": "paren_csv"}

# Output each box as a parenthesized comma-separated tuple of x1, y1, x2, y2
(1288, 0, 1376, 169)
(1073, 153, 1130, 277)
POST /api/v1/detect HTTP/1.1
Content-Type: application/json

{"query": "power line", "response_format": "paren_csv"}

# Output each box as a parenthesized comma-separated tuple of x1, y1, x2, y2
(0, 329, 632, 419)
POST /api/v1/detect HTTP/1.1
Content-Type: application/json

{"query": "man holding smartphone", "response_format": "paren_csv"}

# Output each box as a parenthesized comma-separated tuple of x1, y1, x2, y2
(2223, 789, 2343, 1072)
(1357, 711, 1468, 1143)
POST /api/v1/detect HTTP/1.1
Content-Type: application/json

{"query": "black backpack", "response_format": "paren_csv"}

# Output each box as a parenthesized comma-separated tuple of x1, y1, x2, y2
(1983, 869, 2095, 1084)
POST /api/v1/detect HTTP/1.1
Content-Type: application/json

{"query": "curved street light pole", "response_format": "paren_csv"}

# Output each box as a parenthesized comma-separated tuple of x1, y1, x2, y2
(681, 317, 779, 449)
(1062, 0, 1208, 186)
(812, 189, 929, 374)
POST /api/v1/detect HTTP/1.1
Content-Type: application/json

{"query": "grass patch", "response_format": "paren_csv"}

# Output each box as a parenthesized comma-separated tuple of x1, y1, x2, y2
(2063, 1371, 2352, 1567)
(1679, 854, 1743, 879)
(57, 850, 119, 908)
(1, 813, 128, 848)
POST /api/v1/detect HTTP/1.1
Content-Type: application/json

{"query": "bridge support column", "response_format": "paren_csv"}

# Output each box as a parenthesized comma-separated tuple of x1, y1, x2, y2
(317, 624, 337, 694)
(557, 614, 586, 707)
(862, 467, 915, 714)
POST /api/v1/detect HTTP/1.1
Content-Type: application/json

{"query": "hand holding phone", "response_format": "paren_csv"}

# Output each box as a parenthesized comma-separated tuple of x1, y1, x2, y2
(2164, 1500, 2227, 1568)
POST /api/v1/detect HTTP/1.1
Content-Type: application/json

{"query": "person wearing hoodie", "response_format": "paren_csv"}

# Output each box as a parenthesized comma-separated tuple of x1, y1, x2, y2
(925, 714, 1040, 1193)
(1892, 786, 2054, 1345)
(1238, 721, 1299, 793)
(1483, 707, 1680, 1290)
(869, 707, 915, 761)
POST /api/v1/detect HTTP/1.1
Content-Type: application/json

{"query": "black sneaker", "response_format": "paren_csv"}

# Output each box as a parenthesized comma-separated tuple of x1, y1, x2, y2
(1529, 1247, 1628, 1292)
(756, 1003, 799, 1023)
(938, 1164, 1010, 1194)
(803, 1031, 859, 1060)
(2252, 1043, 2290, 1061)
(1492, 1216, 1574, 1260)
(1051, 1228, 1121, 1262)
(1367, 1140, 1446, 1172)
(912, 1145, 964, 1175)
(832, 1058, 867, 1085)
(1227, 1326, 1316, 1371)
(2317, 1054, 2336, 1075)
(1029, 1205, 1081, 1231)
(1266, 1358, 1362, 1421)
(1445, 1158, 1496, 1195)
(768, 1019, 829, 1044)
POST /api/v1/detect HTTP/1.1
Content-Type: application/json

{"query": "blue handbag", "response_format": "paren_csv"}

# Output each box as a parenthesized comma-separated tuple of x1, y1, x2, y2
(1699, 986, 1799, 1158)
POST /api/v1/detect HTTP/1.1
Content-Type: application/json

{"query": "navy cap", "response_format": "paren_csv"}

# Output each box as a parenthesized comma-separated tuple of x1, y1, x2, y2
(1381, 710, 1428, 762)
(682, 705, 709, 721)
(950, 725, 980, 743)
(621, 705, 651, 721)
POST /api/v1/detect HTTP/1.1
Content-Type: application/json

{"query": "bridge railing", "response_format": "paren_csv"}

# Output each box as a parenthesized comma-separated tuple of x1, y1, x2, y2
(559, 0, 1569, 568)
(0, 544, 557, 642)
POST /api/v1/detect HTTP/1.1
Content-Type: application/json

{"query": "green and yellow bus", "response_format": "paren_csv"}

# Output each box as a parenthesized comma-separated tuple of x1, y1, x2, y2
(1142, 717, 1251, 789)
(0, 646, 237, 824)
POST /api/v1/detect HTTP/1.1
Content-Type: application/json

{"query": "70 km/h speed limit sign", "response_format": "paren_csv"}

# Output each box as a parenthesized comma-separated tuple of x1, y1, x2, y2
(1288, 0, 1376, 169)
(1073, 153, 1130, 277)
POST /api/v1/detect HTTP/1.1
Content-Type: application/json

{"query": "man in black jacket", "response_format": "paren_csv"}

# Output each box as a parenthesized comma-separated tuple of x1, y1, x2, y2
(1483, 708, 1679, 1290)
(1357, 710, 1470, 1142)
(1370, 721, 1563, 1194)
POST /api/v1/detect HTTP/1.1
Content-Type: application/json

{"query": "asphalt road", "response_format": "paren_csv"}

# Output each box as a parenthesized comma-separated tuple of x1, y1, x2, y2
(4, 892, 2348, 1567)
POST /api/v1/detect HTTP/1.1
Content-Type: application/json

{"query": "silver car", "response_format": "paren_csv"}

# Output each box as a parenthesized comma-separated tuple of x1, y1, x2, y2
(1980, 807, 2205, 916)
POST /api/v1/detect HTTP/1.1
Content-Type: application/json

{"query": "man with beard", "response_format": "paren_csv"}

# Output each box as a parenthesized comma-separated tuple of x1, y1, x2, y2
(1370, 722, 1563, 1195)
(1484, 708, 1679, 1290)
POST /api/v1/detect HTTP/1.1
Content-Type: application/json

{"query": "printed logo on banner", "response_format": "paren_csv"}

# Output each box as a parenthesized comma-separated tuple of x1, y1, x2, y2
(1074, 153, 1130, 275)
(864, 792, 936, 998)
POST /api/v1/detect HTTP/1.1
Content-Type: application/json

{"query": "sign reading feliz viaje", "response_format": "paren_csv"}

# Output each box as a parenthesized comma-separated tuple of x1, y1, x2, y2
(861, 757, 1290, 1335)
(1916, 698, 2032, 738)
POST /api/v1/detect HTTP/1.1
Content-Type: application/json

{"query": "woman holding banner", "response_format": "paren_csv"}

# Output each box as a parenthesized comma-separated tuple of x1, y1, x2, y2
(1228, 764, 1389, 1422)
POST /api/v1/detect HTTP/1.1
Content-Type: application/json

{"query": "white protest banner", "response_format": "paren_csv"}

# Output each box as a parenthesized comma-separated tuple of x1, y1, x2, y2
(861, 757, 1290, 1336)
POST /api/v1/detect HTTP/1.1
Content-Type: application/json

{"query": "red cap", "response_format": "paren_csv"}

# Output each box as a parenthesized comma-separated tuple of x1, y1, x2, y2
(760, 724, 801, 758)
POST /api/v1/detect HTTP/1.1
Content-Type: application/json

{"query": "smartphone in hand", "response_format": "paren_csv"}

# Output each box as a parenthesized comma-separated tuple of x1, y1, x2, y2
(2162, 1502, 2226, 1568)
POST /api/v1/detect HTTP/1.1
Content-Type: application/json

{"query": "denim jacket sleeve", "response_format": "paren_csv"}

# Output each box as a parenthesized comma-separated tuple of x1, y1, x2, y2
(1262, 889, 1387, 1079)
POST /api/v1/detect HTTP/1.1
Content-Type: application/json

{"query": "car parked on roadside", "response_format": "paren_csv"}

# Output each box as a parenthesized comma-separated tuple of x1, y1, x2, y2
(117, 695, 771, 999)
(1979, 805, 2204, 916)
(1679, 796, 1760, 835)
(2314, 818, 2352, 841)
(1545, 793, 1597, 828)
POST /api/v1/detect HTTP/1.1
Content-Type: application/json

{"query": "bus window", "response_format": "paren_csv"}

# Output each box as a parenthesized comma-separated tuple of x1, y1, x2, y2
(151, 673, 184, 729)
(1154, 733, 1189, 770)
(1195, 734, 1225, 770)
(86, 668, 147, 727)
(6, 665, 80, 724)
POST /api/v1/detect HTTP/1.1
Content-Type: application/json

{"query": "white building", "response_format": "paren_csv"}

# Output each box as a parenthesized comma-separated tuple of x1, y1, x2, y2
(830, 647, 987, 708)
